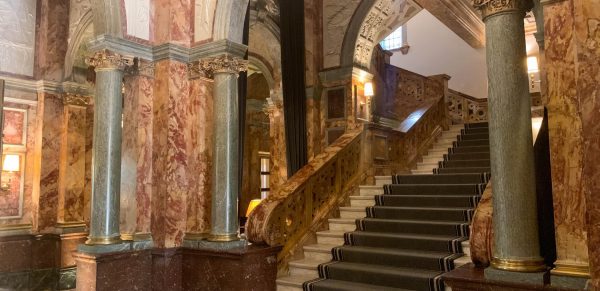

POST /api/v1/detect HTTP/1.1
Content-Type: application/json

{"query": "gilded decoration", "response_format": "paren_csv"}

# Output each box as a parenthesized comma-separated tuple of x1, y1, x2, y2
(473, 0, 533, 20)
(85, 49, 134, 71)
(61, 93, 91, 106)
(198, 54, 249, 76)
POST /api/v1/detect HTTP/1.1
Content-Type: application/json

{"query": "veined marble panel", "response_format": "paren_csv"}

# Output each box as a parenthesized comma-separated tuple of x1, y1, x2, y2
(0, 0, 36, 76)
(194, 0, 217, 42)
(68, 0, 92, 43)
(124, 0, 151, 40)
(322, 0, 360, 68)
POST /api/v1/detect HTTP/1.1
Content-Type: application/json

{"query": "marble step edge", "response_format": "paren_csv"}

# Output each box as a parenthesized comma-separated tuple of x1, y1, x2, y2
(277, 274, 318, 288)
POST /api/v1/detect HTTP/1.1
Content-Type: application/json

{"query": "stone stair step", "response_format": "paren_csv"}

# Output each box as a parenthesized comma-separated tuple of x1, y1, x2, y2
(339, 206, 367, 219)
(350, 196, 376, 207)
(359, 185, 383, 196)
(316, 230, 345, 245)
(411, 169, 434, 174)
(289, 258, 322, 277)
(454, 255, 471, 268)
(303, 243, 337, 261)
(328, 218, 357, 232)
(277, 273, 316, 291)
(375, 176, 392, 186)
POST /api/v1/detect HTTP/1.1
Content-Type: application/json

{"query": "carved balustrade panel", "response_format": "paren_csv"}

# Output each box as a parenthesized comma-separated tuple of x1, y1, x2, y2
(247, 129, 363, 250)
(448, 89, 489, 123)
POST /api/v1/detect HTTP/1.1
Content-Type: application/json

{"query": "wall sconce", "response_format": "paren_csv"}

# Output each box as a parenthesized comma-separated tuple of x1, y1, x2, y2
(364, 82, 374, 97)
(246, 199, 262, 217)
(1, 154, 20, 191)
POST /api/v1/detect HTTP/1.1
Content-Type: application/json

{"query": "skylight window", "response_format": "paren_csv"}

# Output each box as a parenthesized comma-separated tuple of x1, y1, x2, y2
(380, 26, 403, 51)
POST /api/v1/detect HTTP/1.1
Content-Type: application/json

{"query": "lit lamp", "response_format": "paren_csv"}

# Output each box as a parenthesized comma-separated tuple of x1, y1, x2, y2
(364, 82, 374, 97)
(527, 56, 539, 90)
(1, 154, 20, 191)
(246, 199, 262, 217)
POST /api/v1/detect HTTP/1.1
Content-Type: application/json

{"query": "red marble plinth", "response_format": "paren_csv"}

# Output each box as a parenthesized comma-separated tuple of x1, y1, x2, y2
(151, 248, 182, 291)
(181, 245, 281, 291)
(73, 250, 152, 291)
(443, 264, 575, 291)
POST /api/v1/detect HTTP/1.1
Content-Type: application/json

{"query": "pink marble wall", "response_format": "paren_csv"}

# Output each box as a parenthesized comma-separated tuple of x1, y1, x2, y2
(121, 73, 154, 236)
(185, 76, 213, 236)
(152, 0, 193, 46)
(3, 110, 26, 145)
(34, 0, 70, 81)
(57, 105, 87, 223)
(544, 0, 590, 277)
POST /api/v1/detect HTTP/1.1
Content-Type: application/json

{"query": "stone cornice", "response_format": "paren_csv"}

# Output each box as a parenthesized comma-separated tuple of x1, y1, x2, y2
(473, 0, 533, 20)
(88, 34, 248, 64)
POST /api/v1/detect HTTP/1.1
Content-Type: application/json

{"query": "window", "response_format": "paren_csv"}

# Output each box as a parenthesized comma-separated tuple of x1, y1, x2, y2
(380, 26, 404, 51)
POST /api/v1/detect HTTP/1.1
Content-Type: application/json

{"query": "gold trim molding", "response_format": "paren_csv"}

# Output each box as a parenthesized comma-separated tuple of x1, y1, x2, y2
(86, 49, 133, 71)
(552, 263, 591, 278)
(207, 233, 239, 242)
(491, 257, 547, 272)
(85, 235, 123, 245)
(473, 0, 533, 20)
(0, 223, 32, 231)
(61, 93, 91, 107)
(121, 232, 152, 241)
(55, 221, 87, 229)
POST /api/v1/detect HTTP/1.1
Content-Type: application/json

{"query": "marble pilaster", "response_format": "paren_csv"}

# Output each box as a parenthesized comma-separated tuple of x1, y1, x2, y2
(185, 75, 214, 239)
(265, 99, 288, 195)
(84, 50, 132, 245)
(474, 0, 546, 276)
(542, 0, 599, 288)
(199, 54, 248, 242)
(120, 61, 154, 242)
(56, 94, 90, 230)
(34, 0, 69, 81)
(150, 59, 192, 248)
(36, 93, 64, 232)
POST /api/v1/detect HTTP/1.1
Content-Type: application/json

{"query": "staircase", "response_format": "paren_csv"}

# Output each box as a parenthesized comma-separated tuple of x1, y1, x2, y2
(276, 123, 490, 291)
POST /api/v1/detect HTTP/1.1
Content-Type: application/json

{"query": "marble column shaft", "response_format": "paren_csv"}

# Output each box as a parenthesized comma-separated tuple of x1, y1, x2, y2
(85, 50, 131, 245)
(200, 54, 248, 242)
(478, 0, 545, 271)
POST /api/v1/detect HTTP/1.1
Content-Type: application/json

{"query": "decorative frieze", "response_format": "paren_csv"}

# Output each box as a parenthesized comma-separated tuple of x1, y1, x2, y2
(198, 54, 248, 76)
(61, 93, 92, 107)
(473, 0, 533, 20)
(85, 49, 134, 71)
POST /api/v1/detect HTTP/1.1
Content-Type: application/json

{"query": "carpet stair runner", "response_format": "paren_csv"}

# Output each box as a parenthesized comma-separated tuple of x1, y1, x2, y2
(302, 122, 490, 291)
(275, 124, 482, 291)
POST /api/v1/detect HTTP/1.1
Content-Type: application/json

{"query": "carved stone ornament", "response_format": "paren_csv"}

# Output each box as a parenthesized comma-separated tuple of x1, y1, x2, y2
(198, 54, 248, 76)
(61, 93, 91, 106)
(473, 0, 533, 20)
(85, 49, 134, 71)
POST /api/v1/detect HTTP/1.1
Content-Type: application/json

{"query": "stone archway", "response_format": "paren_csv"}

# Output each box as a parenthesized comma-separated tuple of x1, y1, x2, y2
(340, 0, 422, 70)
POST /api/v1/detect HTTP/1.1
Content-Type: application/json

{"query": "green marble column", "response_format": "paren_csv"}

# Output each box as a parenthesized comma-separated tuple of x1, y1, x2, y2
(199, 54, 248, 242)
(84, 50, 132, 245)
(474, 0, 546, 273)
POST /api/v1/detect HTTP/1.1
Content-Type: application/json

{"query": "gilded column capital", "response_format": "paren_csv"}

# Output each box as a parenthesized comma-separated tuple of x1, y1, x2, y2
(473, 0, 533, 20)
(198, 54, 248, 76)
(85, 49, 134, 71)
(61, 93, 92, 107)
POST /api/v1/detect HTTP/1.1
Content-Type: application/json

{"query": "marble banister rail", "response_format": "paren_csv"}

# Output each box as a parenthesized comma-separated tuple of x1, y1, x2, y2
(447, 89, 489, 123)
(246, 94, 449, 273)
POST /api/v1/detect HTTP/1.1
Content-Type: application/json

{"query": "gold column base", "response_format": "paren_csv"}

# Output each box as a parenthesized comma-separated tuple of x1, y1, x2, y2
(207, 233, 239, 242)
(85, 235, 123, 245)
(491, 257, 547, 272)
(551, 263, 591, 278)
